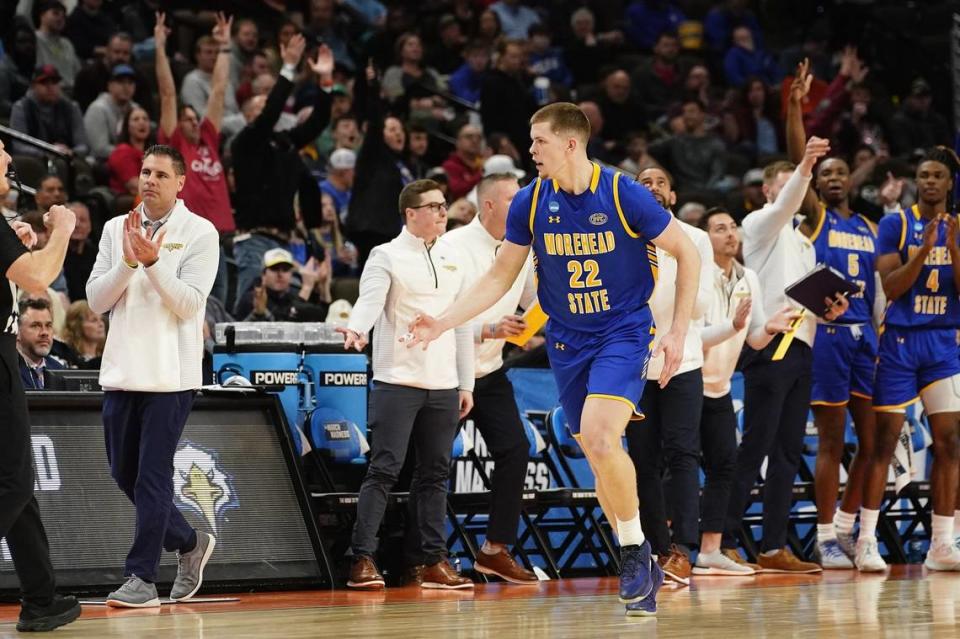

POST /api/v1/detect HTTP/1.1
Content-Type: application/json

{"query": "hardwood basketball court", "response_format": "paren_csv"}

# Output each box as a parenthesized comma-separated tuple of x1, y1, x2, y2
(2, 567, 957, 637)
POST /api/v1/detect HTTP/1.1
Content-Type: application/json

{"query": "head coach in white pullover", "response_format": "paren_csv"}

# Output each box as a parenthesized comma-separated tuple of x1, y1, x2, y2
(86, 145, 220, 608)
(624, 166, 714, 586)
(433, 173, 539, 585)
(338, 179, 476, 591)
(719, 137, 845, 573)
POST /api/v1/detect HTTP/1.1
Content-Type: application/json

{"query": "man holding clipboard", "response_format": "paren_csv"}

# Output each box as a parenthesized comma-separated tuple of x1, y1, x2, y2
(719, 136, 847, 573)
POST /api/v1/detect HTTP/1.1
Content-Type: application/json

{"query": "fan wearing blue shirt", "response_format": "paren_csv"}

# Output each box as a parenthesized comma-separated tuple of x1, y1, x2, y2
(527, 24, 572, 89)
(408, 102, 702, 616)
(448, 41, 490, 106)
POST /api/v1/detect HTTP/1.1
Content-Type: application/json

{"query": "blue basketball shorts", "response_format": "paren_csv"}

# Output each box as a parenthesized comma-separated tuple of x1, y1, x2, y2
(811, 323, 877, 405)
(546, 308, 654, 436)
(873, 325, 960, 411)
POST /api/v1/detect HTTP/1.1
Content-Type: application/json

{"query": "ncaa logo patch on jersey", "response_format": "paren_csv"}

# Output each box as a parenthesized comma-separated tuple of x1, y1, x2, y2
(548, 200, 560, 213)
(589, 212, 608, 226)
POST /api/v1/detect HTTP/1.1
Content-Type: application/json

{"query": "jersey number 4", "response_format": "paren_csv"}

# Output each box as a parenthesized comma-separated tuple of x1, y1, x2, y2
(927, 269, 940, 293)
(568, 259, 602, 288)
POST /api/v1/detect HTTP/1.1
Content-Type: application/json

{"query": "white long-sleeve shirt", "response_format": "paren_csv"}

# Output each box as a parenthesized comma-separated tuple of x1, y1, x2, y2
(701, 261, 770, 398)
(646, 219, 714, 381)
(347, 226, 475, 392)
(741, 167, 816, 347)
(87, 199, 219, 392)
(439, 215, 537, 378)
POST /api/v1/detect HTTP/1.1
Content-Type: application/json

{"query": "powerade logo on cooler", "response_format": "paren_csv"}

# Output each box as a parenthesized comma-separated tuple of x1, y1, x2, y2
(319, 371, 368, 386)
(250, 370, 299, 386)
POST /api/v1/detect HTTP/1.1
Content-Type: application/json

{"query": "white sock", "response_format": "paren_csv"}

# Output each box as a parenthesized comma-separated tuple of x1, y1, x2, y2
(931, 514, 955, 547)
(760, 549, 779, 557)
(954, 510, 960, 538)
(859, 508, 879, 541)
(817, 523, 836, 544)
(616, 514, 645, 547)
(834, 509, 857, 535)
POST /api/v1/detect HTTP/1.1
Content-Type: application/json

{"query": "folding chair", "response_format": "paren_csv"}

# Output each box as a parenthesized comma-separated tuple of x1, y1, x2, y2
(445, 419, 562, 580)
(523, 406, 620, 575)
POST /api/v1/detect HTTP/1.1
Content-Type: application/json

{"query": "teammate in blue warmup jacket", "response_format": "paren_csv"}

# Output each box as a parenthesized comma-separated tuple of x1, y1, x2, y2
(408, 102, 702, 616)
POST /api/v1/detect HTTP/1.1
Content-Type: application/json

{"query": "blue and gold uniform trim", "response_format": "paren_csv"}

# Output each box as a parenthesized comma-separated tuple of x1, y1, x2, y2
(612, 171, 639, 240)
(896, 206, 918, 251)
(809, 203, 828, 243)
(528, 177, 543, 235)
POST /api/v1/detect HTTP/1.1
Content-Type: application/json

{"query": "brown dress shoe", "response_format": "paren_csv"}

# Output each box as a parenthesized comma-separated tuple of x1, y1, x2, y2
(475, 548, 539, 585)
(347, 555, 385, 589)
(757, 548, 823, 574)
(722, 548, 763, 572)
(405, 564, 426, 586)
(658, 545, 691, 586)
(421, 559, 475, 589)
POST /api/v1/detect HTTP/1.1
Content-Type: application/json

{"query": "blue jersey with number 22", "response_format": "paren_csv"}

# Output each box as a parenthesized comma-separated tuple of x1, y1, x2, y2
(504, 162, 672, 334)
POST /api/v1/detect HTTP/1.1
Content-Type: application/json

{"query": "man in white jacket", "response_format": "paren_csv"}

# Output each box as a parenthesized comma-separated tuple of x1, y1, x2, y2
(338, 179, 475, 590)
(625, 167, 714, 586)
(87, 145, 220, 607)
(694, 207, 797, 575)
(719, 137, 845, 573)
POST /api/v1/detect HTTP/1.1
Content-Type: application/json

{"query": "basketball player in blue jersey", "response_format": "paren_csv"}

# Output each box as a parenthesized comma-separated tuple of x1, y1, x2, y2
(407, 102, 702, 616)
(867, 147, 960, 571)
(786, 60, 882, 571)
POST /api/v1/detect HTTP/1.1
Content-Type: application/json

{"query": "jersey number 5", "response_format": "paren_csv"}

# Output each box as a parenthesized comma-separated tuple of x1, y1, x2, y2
(568, 259, 602, 288)
(847, 253, 860, 277)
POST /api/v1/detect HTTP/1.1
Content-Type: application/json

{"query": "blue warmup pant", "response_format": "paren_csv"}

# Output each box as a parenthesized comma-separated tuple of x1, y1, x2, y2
(103, 390, 198, 582)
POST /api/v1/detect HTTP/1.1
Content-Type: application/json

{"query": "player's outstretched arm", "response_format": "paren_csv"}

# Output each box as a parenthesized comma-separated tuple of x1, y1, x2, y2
(408, 241, 530, 348)
(650, 218, 700, 388)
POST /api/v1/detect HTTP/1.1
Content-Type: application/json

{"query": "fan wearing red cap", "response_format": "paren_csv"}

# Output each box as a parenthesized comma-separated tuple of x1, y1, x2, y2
(8, 63, 89, 157)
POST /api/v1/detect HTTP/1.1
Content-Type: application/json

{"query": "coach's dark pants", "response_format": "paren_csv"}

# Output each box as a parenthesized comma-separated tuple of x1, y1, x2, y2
(627, 369, 704, 554)
(352, 383, 459, 565)
(463, 369, 530, 545)
(700, 394, 739, 535)
(103, 390, 197, 582)
(0, 342, 56, 606)
(723, 341, 812, 552)
(406, 368, 530, 556)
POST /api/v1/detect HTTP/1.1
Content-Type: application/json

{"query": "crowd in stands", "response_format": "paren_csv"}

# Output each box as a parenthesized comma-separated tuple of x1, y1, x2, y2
(0, 0, 954, 378)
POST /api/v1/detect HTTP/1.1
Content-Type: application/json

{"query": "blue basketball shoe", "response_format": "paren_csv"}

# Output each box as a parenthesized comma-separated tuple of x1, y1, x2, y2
(618, 540, 654, 604)
(625, 558, 664, 617)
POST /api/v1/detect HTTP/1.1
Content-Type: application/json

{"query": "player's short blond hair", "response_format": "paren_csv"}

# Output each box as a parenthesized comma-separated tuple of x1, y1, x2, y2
(530, 102, 591, 144)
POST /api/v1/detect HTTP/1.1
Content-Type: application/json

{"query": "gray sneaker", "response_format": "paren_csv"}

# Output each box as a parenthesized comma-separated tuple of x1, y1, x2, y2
(836, 530, 857, 558)
(106, 576, 160, 608)
(170, 531, 216, 601)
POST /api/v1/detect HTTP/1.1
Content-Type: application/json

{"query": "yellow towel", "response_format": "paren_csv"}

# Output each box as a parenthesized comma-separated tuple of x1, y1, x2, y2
(505, 303, 549, 346)
(771, 310, 806, 361)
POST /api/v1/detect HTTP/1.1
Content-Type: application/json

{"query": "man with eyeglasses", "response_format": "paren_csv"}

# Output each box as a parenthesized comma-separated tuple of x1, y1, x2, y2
(338, 179, 476, 590)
